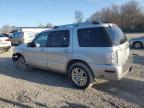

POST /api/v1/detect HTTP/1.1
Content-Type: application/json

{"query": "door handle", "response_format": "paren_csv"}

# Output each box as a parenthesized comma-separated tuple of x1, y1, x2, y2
(40, 49, 45, 52)
(64, 49, 71, 53)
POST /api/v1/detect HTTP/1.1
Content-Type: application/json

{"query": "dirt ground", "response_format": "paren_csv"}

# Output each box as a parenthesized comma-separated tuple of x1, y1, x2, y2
(0, 48, 144, 108)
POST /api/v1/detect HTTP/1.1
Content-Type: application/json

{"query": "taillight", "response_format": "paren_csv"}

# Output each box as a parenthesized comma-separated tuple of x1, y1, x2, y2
(106, 52, 118, 65)
(5, 39, 10, 41)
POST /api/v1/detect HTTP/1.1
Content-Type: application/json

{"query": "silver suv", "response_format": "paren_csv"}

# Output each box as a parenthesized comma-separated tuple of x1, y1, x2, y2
(12, 22, 131, 89)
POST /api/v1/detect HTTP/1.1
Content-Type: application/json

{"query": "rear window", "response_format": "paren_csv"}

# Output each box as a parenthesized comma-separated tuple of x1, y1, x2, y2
(77, 27, 112, 47)
(106, 27, 127, 46)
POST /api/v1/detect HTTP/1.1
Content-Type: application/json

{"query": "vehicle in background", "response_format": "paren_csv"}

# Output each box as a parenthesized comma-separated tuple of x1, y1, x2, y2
(2, 33, 9, 38)
(10, 27, 50, 45)
(9, 32, 24, 45)
(129, 36, 144, 49)
(0, 35, 11, 52)
(12, 22, 131, 89)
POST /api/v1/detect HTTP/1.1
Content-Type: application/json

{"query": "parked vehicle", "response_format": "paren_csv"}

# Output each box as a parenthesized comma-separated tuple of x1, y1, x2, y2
(0, 35, 11, 52)
(12, 22, 131, 89)
(10, 27, 50, 45)
(9, 32, 24, 45)
(129, 36, 144, 49)
(2, 33, 9, 38)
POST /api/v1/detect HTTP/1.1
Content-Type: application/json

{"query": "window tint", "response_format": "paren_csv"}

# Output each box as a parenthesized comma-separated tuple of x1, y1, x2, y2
(77, 27, 112, 47)
(49, 30, 70, 47)
(106, 27, 127, 46)
(34, 32, 48, 47)
(14, 33, 19, 38)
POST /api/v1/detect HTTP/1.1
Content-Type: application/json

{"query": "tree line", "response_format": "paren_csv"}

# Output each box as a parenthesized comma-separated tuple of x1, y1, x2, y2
(88, 0, 144, 32)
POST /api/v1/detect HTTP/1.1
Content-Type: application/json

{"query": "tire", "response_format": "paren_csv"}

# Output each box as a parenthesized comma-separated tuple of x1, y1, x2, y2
(68, 62, 94, 89)
(16, 56, 31, 72)
(133, 42, 143, 49)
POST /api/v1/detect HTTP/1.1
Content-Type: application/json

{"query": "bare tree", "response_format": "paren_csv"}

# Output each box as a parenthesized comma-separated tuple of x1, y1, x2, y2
(37, 22, 54, 28)
(75, 10, 84, 23)
(46, 23, 54, 28)
(89, 0, 144, 32)
(90, 5, 120, 23)
(38, 24, 45, 27)
(120, 0, 143, 30)
(1, 25, 14, 34)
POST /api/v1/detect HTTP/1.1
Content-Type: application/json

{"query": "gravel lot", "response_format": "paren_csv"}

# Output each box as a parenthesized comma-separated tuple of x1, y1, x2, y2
(0, 48, 144, 108)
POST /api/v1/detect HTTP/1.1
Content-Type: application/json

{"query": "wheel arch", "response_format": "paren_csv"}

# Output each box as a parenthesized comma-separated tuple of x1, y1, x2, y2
(66, 59, 95, 78)
(12, 53, 24, 61)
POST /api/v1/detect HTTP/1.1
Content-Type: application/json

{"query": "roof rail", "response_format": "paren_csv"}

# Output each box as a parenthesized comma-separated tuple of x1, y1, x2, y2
(53, 24, 75, 29)
(103, 22, 111, 23)
(53, 22, 101, 29)
(92, 21, 100, 24)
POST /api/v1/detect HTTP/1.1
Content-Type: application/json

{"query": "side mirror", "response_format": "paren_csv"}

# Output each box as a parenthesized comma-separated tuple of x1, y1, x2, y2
(27, 42, 36, 47)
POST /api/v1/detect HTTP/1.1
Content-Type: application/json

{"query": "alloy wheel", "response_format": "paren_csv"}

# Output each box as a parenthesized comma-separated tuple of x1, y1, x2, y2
(71, 68, 88, 86)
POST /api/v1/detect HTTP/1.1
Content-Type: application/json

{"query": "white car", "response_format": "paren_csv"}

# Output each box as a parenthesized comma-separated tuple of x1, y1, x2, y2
(0, 35, 11, 52)
(129, 36, 144, 49)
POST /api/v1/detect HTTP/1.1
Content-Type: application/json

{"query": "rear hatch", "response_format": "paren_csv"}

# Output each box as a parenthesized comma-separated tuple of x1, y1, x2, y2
(76, 25, 129, 65)
(106, 25, 129, 65)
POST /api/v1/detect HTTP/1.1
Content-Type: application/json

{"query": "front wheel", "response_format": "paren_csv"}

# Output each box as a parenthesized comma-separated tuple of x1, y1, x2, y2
(16, 56, 31, 72)
(68, 62, 93, 89)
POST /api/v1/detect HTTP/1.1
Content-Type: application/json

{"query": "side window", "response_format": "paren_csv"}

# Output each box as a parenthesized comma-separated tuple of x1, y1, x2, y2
(49, 30, 70, 47)
(77, 27, 111, 47)
(14, 33, 19, 38)
(34, 32, 48, 47)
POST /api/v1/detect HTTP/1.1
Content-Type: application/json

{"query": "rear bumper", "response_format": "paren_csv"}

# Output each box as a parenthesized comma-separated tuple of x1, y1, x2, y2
(0, 43, 11, 48)
(90, 62, 132, 80)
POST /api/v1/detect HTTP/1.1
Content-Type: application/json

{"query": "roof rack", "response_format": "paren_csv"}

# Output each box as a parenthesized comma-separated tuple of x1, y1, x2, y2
(103, 22, 111, 23)
(91, 21, 100, 24)
(53, 24, 75, 29)
(53, 22, 101, 29)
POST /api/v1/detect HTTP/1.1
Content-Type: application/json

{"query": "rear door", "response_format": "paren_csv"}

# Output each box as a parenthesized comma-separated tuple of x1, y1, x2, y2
(46, 29, 72, 73)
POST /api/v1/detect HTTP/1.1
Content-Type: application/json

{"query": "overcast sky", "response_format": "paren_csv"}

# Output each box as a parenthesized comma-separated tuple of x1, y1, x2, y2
(0, 0, 144, 27)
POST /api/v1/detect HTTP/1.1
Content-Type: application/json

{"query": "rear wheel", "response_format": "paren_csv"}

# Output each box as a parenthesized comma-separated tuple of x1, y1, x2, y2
(68, 62, 94, 89)
(16, 56, 31, 72)
(133, 42, 143, 49)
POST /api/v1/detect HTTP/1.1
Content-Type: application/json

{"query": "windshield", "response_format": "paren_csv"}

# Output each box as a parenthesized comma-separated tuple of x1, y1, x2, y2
(106, 26, 127, 46)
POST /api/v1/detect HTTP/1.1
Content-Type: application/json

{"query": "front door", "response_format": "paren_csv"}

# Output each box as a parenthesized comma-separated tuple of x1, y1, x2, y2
(23, 32, 49, 69)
